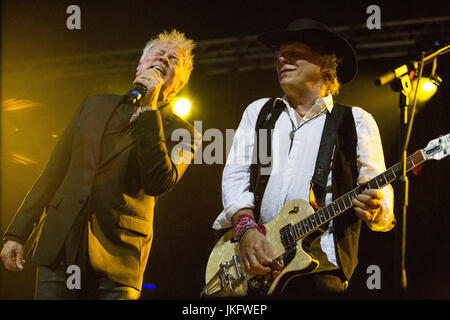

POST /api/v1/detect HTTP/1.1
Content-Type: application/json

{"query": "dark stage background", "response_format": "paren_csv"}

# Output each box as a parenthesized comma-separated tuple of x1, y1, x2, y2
(1, 0, 449, 300)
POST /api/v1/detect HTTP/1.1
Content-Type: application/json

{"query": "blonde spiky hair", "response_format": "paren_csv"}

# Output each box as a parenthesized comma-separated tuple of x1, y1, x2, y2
(140, 29, 195, 95)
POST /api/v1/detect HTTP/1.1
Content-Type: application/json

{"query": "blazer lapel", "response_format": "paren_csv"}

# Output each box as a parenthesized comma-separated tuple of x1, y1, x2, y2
(159, 103, 174, 135)
(98, 129, 134, 169)
(86, 95, 124, 167)
(97, 102, 174, 169)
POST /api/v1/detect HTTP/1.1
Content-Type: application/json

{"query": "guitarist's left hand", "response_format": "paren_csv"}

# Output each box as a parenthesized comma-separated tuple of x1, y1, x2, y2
(352, 188, 383, 224)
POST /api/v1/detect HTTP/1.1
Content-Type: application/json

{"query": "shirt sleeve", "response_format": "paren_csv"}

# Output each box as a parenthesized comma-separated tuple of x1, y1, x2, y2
(212, 99, 268, 230)
(353, 107, 395, 232)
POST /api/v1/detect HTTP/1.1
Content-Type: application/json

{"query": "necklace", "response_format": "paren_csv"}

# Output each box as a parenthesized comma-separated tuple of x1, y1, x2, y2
(289, 108, 326, 140)
(294, 108, 306, 118)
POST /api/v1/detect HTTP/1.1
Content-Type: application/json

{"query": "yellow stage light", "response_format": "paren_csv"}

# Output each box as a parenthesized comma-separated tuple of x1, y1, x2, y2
(10, 153, 38, 166)
(2, 98, 42, 111)
(410, 77, 437, 104)
(173, 98, 191, 117)
(421, 80, 436, 93)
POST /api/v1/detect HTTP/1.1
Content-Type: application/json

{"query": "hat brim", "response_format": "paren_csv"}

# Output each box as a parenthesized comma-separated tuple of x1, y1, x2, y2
(257, 28, 357, 84)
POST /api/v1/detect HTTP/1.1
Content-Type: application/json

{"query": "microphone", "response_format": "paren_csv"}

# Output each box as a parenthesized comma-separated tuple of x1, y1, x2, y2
(375, 45, 450, 86)
(124, 66, 164, 106)
(125, 83, 147, 106)
(374, 64, 411, 87)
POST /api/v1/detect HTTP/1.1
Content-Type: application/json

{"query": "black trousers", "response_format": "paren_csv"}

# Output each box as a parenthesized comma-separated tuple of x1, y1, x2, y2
(34, 260, 140, 300)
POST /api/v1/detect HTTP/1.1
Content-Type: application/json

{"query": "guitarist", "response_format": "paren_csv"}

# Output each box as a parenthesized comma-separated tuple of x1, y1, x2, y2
(213, 19, 395, 296)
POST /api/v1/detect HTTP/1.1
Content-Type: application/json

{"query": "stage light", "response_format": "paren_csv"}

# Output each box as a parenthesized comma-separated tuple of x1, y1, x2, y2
(429, 73, 442, 87)
(142, 284, 156, 290)
(2, 98, 42, 111)
(410, 77, 437, 104)
(173, 98, 191, 117)
(421, 80, 436, 92)
(10, 153, 38, 166)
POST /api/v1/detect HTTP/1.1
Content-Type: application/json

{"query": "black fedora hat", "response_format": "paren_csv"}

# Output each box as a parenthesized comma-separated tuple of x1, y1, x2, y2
(257, 18, 358, 84)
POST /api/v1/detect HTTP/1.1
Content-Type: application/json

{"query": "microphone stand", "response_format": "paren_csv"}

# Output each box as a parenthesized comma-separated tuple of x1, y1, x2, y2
(375, 45, 449, 295)
(388, 63, 413, 294)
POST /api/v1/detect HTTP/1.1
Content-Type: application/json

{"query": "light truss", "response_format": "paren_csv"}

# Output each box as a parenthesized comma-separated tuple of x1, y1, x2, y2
(2, 17, 449, 91)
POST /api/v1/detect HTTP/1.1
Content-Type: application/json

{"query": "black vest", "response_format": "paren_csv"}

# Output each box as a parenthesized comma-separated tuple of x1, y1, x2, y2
(249, 98, 360, 280)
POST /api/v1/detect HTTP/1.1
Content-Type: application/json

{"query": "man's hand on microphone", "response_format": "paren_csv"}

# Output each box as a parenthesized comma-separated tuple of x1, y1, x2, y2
(133, 67, 164, 109)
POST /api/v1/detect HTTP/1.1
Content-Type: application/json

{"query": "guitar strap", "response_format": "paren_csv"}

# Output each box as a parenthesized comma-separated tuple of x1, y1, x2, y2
(249, 98, 285, 223)
(250, 97, 349, 223)
(309, 104, 346, 210)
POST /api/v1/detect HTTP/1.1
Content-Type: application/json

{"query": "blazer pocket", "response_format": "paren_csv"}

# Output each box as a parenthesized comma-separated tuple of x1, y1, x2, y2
(118, 214, 151, 236)
(48, 192, 64, 208)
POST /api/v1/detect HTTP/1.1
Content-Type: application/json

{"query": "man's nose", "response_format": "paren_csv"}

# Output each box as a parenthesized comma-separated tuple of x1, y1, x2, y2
(158, 54, 170, 66)
(278, 56, 289, 65)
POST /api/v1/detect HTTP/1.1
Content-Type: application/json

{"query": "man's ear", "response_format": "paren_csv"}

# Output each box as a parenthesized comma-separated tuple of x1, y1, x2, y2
(320, 65, 329, 73)
(174, 79, 184, 94)
(167, 83, 182, 102)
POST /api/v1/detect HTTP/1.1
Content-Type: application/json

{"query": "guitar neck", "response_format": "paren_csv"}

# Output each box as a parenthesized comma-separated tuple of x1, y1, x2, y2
(291, 149, 426, 239)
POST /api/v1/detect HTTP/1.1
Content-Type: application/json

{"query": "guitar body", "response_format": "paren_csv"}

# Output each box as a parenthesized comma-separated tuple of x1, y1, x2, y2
(204, 199, 322, 296)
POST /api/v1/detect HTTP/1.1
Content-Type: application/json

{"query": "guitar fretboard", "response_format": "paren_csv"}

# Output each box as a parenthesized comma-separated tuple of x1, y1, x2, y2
(290, 150, 425, 239)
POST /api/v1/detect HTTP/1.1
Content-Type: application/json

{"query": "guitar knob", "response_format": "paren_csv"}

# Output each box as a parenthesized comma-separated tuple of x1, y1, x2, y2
(249, 279, 261, 289)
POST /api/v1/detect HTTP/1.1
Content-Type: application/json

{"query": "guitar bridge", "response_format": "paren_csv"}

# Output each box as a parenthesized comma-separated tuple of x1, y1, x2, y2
(201, 255, 244, 297)
(219, 255, 244, 292)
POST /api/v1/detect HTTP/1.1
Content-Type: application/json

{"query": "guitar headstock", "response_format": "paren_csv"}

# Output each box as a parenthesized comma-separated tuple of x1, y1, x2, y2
(422, 133, 450, 161)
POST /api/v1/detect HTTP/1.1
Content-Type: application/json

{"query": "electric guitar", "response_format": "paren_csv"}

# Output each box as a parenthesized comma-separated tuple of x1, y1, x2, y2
(202, 133, 450, 297)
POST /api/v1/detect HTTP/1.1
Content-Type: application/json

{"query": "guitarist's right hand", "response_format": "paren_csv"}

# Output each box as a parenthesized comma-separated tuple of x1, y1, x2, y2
(232, 209, 283, 280)
(239, 229, 283, 280)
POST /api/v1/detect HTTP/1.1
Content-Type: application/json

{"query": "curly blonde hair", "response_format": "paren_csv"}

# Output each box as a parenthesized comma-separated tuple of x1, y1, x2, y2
(140, 29, 195, 93)
(320, 54, 342, 96)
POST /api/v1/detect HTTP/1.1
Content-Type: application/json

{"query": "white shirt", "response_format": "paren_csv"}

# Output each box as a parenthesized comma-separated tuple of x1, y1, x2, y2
(213, 95, 395, 267)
